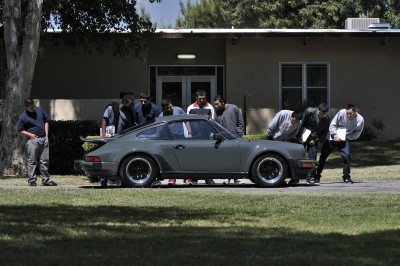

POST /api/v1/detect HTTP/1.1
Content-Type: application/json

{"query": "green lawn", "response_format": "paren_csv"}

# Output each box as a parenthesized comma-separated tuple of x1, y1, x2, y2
(0, 189, 399, 265)
(0, 140, 399, 265)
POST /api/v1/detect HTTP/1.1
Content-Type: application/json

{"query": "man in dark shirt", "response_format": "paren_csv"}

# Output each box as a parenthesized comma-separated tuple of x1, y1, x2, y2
(134, 92, 161, 125)
(16, 98, 57, 186)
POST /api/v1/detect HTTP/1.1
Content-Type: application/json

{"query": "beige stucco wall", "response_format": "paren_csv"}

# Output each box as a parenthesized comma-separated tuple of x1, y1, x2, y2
(225, 36, 400, 139)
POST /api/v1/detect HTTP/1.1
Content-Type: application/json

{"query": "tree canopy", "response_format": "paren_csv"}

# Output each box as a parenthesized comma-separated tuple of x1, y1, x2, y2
(177, 0, 400, 29)
(0, 0, 161, 175)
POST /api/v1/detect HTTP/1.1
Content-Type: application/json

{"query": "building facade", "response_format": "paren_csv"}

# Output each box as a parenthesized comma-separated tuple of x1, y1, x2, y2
(3, 28, 400, 140)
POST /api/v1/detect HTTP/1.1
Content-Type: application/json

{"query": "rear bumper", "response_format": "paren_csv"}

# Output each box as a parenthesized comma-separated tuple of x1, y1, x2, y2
(74, 160, 119, 177)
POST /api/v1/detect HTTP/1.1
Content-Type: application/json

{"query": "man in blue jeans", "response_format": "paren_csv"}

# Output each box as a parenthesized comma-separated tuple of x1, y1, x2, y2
(300, 103, 331, 184)
(16, 98, 57, 187)
(311, 104, 364, 184)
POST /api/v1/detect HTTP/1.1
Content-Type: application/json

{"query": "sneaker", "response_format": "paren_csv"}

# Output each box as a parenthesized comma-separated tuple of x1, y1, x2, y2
(222, 179, 230, 185)
(114, 180, 122, 187)
(152, 180, 162, 186)
(205, 179, 215, 185)
(307, 177, 319, 184)
(28, 180, 37, 187)
(288, 179, 299, 185)
(233, 179, 244, 185)
(185, 179, 193, 185)
(344, 177, 354, 184)
(43, 180, 58, 186)
(168, 179, 176, 185)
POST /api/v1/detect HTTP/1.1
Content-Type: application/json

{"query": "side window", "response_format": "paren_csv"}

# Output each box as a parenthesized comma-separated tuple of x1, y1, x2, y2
(168, 122, 186, 139)
(137, 124, 170, 139)
(189, 120, 217, 140)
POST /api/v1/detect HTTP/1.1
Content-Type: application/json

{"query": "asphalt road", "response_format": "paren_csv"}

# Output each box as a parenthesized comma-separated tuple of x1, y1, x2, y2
(2, 179, 399, 193)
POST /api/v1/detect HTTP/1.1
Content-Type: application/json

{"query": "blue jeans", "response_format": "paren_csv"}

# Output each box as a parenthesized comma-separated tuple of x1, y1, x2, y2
(317, 139, 351, 179)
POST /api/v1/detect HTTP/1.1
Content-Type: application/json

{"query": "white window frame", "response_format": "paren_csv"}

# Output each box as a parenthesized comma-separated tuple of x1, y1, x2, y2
(279, 62, 330, 110)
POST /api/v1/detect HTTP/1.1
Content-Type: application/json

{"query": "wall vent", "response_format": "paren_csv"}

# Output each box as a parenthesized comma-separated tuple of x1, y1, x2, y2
(345, 18, 380, 29)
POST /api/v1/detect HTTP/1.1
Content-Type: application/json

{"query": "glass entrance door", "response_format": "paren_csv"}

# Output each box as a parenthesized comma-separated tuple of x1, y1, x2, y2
(156, 77, 216, 111)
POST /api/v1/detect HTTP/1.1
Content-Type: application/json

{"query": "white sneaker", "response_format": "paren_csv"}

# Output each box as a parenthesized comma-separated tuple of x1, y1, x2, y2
(233, 179, 245, 185)
(222, 179, 230, 185)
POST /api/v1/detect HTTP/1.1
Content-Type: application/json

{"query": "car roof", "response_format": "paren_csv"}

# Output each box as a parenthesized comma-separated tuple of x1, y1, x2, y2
(155, 114, 210, 123)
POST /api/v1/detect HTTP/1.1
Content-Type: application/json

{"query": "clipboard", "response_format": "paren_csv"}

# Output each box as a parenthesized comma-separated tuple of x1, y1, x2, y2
(302, 128, 311, 143)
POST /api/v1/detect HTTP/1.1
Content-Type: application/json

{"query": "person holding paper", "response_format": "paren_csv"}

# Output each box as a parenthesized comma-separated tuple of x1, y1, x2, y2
(312, 104, 364, 184)
(299, 103, 331, 184)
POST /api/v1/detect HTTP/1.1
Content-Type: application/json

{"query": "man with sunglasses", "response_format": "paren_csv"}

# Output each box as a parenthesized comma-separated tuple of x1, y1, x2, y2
(300, 103, 331, 184)
(313, 104, 364, 184)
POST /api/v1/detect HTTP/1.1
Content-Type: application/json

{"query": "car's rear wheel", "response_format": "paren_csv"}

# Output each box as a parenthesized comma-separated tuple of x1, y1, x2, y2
(251, 154, 288, 188)
(120, 155, 158, 188)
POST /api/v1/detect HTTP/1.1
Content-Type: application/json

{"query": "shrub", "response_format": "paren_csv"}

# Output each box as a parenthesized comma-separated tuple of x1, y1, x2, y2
(243, 134, 266, 140)
(358, 119, 385, 142)
(48, 120, 100, 175)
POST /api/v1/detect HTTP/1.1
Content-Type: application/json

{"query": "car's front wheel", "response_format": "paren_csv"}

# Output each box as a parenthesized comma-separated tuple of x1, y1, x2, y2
(251, 154, 288, 188)
(120, 155, 158, 188)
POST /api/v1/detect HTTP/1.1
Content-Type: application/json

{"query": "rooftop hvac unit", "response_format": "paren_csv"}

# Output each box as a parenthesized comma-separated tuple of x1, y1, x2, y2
(345, 18, 380, 29)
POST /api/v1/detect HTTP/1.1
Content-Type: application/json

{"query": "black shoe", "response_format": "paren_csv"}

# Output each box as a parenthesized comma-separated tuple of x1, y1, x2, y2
(343, 178, 354, 184)
(205, 179, 215, 185)
(29, 181, 37, 187)
(43, 180, 58, 186)
(99, 178, 108, 188)
(288, 179, 299, 185)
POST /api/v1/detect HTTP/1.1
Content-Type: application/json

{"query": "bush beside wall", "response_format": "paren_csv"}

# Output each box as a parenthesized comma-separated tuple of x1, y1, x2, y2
(48, 120, 100, 175)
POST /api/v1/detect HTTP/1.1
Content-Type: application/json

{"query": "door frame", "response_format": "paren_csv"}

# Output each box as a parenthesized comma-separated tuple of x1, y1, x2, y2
(156, 76, 216, 111)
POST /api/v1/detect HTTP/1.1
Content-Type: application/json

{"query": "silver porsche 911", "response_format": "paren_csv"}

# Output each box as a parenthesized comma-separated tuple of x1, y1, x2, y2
(75, 115, 316, 188)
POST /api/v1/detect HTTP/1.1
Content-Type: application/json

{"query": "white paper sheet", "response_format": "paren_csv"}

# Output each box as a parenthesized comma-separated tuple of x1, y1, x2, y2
(302, 128, 311, 143)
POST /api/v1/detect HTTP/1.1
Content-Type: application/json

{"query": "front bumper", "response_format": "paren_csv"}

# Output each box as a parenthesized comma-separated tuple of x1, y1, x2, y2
(289, 159, 318, 180)
(74, 160, 119, 177)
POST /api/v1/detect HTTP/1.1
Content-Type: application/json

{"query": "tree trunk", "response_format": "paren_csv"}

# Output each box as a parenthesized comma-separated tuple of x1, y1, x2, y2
(0, 0, 43, 176)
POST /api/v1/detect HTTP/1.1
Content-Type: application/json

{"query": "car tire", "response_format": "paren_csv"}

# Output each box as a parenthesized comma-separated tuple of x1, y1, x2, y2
(120, 155, 159, 188)
(251, 154, 288, 188)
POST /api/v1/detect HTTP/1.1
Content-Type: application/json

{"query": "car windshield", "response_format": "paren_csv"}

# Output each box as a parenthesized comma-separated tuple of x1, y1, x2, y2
(209, 118, 237, 140)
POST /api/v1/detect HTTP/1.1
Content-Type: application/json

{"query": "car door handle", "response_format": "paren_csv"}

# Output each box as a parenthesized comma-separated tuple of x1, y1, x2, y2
(174, 144, 185, 150)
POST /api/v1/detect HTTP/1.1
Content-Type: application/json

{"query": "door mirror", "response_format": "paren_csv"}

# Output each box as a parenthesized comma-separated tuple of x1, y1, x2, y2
(213, 133, 224, 142)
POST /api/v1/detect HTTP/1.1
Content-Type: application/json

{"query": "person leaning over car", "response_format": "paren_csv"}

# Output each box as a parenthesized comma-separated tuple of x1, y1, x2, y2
(299, 103, 331, 184)
(213, 95, 245, 185)
(16, 98, 57, 187)
(310, 104, 364, 184)
(266, 110, 303, 142)
(134, 92, 161, 125)
(101, 94, 136, 137)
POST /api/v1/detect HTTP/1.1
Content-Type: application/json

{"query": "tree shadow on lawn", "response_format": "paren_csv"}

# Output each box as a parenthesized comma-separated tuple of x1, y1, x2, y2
(0, 205, 399, 265)
(319, 140, 400, 169)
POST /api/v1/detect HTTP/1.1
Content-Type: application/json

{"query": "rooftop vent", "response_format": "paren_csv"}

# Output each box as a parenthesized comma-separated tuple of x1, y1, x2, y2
(368, 23, 391, 29)
(345, 18, 380, 29)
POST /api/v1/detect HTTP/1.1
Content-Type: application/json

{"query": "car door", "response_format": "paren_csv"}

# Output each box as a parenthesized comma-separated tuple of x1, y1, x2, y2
(170, 119, 241, 172)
